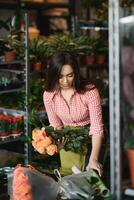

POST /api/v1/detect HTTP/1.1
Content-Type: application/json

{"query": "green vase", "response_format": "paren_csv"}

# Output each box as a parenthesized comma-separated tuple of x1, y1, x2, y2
(60, 149, 86, 175)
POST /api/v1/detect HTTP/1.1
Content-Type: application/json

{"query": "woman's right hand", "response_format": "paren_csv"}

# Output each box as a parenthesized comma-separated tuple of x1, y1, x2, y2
(86, 159, 103, 177)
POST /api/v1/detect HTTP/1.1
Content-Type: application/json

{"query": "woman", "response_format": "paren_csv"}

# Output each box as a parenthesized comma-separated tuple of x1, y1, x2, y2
(43, 52, 104, 176)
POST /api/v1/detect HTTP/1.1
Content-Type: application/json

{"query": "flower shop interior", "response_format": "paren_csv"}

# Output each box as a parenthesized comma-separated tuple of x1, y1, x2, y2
(0, 0, 134, 200)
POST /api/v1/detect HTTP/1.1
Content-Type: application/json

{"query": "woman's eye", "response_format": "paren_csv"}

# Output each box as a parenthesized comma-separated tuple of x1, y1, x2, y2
(68, 74, 73, 77)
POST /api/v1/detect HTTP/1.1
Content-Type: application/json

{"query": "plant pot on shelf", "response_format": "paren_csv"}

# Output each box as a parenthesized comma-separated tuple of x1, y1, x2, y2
(11, 115, 23, 138)
(59, 149, 86, 175)
(86, 54, 95, 65)
(96, 53, 106, 65)
(0, 115, 11, 140)
(32, 62, 42, 72)
(127, 149, 134, 188)
(4, 50, 16, 62)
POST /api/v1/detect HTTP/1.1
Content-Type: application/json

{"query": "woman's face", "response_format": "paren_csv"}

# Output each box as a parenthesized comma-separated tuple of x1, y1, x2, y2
(59, 64, 74, 89)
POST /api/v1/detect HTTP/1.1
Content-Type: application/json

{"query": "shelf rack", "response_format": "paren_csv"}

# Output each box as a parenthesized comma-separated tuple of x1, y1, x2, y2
(0, 1, 70, 10)
(0, 13, 30, 165)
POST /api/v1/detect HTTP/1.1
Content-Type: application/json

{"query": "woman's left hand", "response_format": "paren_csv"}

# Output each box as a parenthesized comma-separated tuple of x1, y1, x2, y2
(57, 137, 68, 151)
(86, 159, 103, 177)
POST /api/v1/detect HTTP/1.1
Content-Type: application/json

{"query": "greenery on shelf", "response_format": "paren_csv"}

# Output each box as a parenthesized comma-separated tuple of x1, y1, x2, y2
(95, 38, 108, 55)
(0, 118, 10, 133)
(0, 16, 24, 57)
(28, 75, 45, 110)
(29, 38, 48, 63)
(80, 0, 108, 22)
(44, 34, 95, 57)
(0, 90, 25, 109)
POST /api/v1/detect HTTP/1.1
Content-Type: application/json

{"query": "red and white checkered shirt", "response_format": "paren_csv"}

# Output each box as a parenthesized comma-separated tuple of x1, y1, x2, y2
(43, 86, 104, 136)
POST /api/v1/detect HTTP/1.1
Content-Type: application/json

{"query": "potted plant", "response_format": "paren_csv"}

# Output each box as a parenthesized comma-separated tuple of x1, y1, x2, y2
(124, 135, 134, 188)
(0, 16, 23, 61)
(45, 34, 76, 56)
(95, 38, 108, 64)
(45, 34, 94, 66)
(11, 115, 24, 137)
(29, 38, 47, 71)
(0, 114, 11, 140)
(81, 37, 96, 65)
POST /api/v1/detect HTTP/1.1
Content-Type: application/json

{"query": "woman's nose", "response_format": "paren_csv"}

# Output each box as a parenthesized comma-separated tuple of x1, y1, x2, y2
(63, 77, 67, 83)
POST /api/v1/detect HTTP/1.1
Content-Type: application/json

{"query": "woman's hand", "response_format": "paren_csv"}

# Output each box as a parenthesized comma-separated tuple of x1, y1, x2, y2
(86, 159, 103, 177)
(57, 137, 68, 151)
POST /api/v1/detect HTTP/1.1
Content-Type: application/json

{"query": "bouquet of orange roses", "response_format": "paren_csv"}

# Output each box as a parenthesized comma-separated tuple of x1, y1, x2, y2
(32, 126, 89, 156)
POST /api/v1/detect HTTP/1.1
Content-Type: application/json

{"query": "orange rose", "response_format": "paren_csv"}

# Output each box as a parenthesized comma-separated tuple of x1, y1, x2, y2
(40, 136, 52, 148)
(32, 136, 52, 154)
(46, 144, 58, 156)
(32, 128, 46, 141)
(35, 144, 46, 154)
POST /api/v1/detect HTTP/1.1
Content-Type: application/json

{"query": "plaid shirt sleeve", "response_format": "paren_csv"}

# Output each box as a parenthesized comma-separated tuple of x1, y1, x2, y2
(43, 91, 63, 129)
(85, 88, 104, 136)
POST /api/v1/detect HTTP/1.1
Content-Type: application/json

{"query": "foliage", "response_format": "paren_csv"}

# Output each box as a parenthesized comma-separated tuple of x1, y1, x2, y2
(29, 38, 47, 62)
(28, 75, 45, 109)
(95, 38, 108, 54)
(96, 2, 108, 22)
(0, 89, 25, 109)
(44, 34, 94, 58)
(124, 136, 134, 150)
(0, 119, 10, 133)
(46, 126, 89, 153)
(0, 16, 24, 56)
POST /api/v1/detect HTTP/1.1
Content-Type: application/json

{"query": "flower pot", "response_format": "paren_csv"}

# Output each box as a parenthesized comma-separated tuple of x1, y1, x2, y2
(4, 51, 16, 61)
(11, 115, 23, 137)
(60, 149, 86, 175)
(33, 62, 42, 72)
(86, 54, 95, 65)
(127, 149, 134, 188)
(96, 53, 106, 64)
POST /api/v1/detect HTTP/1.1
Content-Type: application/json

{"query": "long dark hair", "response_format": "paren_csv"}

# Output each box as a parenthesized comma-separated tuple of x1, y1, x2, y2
(45, 52, 94, 93)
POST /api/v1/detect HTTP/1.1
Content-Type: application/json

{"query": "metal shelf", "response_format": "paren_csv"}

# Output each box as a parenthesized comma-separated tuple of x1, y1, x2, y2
(0, 107, 25, 115)
(0, 69, 24, 74)
(20, 2, 70, 10)
(0, 14, 30, 165)
(0, 88, 22, 94)
(124, 188, 134, 197)
(0, 1, 70, 10)
(79, 25, 108, 31)
(0, 60, 24, 65)
(78, 20, 108, 31)
(0, 135, 26, 145)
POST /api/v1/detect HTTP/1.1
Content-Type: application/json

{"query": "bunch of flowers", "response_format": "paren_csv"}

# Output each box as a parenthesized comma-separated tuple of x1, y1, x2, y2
(32, 126, 89, 156)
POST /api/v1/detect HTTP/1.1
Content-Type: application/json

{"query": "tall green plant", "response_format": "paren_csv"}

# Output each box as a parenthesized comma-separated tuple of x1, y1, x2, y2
(0, 16, 24, 57)
(29, 38, 47, 63)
